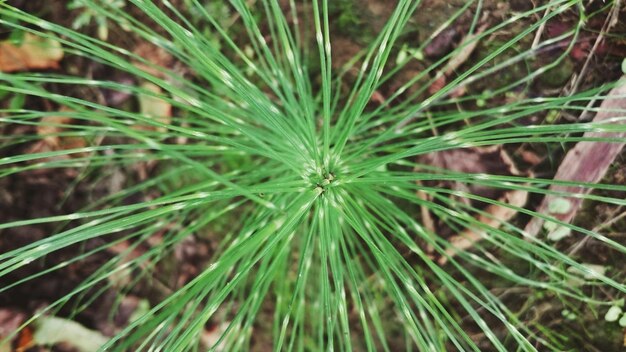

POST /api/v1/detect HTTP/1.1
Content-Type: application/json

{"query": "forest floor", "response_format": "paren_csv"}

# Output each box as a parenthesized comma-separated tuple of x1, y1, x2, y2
(1, 0, 626, 351)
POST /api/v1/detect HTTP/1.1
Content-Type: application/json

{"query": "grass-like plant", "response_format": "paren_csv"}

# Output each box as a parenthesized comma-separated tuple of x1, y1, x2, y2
(1, 0, 625, 350)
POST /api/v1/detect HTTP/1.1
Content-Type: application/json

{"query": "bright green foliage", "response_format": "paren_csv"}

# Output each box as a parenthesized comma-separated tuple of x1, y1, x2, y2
(1, 0, 625, 351)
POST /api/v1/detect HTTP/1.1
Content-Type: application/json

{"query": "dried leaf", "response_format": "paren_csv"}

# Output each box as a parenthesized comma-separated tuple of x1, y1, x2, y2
(370, 90, 386, 105)
(33, 316, 108, 352)
(0, 33, 63, 72)
(132, 42, 174, 78)
(35, 107, 88, 156)
(137, 82, 172, 131)
(518, 149, 543, 166)
(15, 326, 33, 352)
(419, 145, 523, 200)
(428, 75, 447, 95)
(417, 145, 529, 263)
(37, 114, 72, 147)
(417, 189, 436, 253)
(424, 28, 457, 58)
(440, 188, 528, 264)
(0, 308, 26, 352)
(427, 24, 487, 96)
(201, 322, 229, 350)
(443, 24, 488, 76)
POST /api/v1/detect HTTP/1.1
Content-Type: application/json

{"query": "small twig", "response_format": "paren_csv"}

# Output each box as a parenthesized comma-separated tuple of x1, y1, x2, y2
(531, 5, 553, 50)
(567, 208, 626, 256)
(609, 0, 622, 30)
(568, 8, 612, 97)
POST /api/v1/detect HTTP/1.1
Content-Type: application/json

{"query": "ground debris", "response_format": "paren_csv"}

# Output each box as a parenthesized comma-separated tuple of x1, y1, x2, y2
(132, 41, 174, 78)
(416, 145, 529, 263)
(33, 316, 108, 352)
(428, 23, 488, 96)
(135, 82, 172, 132)
(424, 27, 458, 59)
(525, 78, 626, 237)
(0, 33, 63, 72)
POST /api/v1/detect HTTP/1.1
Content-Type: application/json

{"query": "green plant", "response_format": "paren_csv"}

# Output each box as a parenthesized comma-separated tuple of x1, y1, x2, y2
(1, 0, 625, 351)
(68, 0, 127, 40)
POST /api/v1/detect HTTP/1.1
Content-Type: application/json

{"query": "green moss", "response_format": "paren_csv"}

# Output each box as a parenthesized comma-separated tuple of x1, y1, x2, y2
(329, 1, 374, 44)
(473, 39, 529, 88)
(539, 58, 574, 88)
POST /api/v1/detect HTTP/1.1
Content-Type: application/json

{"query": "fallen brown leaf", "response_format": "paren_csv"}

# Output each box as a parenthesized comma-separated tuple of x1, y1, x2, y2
(15, 326, 33, 352)
(424, 27, 457, 59)
(417, 145, 529, 262)
(419, 145, 523, 199)
(440, 188, 528, 264)
(0, 308, 26, 351)
(416, 189, 436, 253)
(132, 42, 174, 78)
(442, 24, 488, 77)
(427, 24, 488, 96)
(0, 33, 63, 72)
(201, 322, 229, 351)
(428, 75, 447, 95)
(37, 112, 72, 148)
(370, 90, 386, 105)
(518, 149, 543, 166)
(34, 107, 88, 156)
